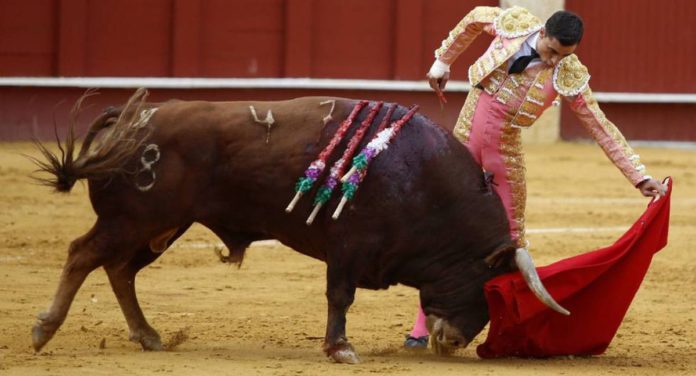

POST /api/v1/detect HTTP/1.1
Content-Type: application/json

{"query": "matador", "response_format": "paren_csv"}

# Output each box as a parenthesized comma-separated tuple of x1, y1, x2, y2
(405, 6, 667, 349)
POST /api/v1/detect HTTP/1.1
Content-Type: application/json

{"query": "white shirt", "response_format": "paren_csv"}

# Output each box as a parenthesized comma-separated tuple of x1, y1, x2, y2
(508, 31, 542, 71)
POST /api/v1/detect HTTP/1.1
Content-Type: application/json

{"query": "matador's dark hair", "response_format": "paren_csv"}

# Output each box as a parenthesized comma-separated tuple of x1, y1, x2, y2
(545, 10, 584, 46)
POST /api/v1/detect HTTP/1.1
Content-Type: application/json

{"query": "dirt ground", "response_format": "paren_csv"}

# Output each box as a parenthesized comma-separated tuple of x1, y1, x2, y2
(1, 140, 694, 375)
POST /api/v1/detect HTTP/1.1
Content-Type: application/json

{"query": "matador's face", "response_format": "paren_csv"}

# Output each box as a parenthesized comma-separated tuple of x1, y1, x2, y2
(536, 28, 578, 67)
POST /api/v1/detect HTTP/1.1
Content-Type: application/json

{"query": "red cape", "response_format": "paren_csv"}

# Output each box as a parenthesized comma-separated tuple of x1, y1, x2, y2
(477, 178, 672, 358)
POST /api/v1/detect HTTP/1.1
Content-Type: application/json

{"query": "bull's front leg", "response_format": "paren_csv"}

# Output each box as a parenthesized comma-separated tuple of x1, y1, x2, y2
(323, 265, 359, 364)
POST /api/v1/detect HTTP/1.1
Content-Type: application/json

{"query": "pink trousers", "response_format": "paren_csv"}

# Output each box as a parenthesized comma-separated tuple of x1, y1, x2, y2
(465, 91, 526, 246)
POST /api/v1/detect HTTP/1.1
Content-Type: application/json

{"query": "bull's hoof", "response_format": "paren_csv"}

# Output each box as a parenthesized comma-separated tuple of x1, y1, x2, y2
(326, 343, 360, 364)
(129, 331, 163, 351)
(32, 312, 57, 353)
(32, 323, 54, 353)
(140, 337, 164, 351)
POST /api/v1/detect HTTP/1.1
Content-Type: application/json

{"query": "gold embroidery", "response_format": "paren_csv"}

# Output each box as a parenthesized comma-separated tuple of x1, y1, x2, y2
(499, 125, 527, 248)
(494, 7, 543, 38)
(479, 67, 507, 95)
(468, 37, 527, 86)
(511, 68, 553, 128)
(492, 67, 530, 107)
(579, 87, 647, 179)
(553, 54, 590, 96)
(509, 75, 520, 88)
(436, 6, 501, 62)
(453, 88, 482, 144)
(495, 83, 513, 105)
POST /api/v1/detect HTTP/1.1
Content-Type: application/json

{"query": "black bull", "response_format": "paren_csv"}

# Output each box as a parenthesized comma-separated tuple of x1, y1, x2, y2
(31, 90, 562, 363)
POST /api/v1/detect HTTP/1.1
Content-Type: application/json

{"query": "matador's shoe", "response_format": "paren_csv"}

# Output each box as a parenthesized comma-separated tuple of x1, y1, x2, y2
(403, 335, 429, 350)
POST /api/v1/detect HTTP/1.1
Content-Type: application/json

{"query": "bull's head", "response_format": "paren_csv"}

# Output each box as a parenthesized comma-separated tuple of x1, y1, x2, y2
(423, 248, 570, 354)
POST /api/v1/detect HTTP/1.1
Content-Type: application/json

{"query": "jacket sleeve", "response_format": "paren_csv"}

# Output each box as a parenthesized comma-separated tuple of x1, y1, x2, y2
(564, 87, 651, 186)
(435, 6, 501, 66)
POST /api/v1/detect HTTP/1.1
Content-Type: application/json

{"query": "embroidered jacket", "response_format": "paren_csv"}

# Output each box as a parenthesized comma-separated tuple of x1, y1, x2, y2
(436, 6, 650, 186)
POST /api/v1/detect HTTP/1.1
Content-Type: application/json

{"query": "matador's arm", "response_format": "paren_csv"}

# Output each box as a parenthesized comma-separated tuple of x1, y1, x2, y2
(429, 6, 501, 78)
(557, 56, 652, 187)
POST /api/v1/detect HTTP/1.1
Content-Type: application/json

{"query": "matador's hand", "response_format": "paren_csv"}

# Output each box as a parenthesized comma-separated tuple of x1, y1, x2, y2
(427, 71, 450, 93)
(427, 59, 450, 93)
(637, 178, 667, 197)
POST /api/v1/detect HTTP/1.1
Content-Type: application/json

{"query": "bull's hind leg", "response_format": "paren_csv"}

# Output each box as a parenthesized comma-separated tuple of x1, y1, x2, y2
(32, 221, 118, 352)
(103, 249, 163, 350)
(103, 224, 191, 351)
(323, 264, 359, 364)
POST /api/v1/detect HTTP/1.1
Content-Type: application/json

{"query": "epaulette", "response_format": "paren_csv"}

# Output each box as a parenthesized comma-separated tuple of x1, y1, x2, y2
(553, 54, 591, 96)
(464, 6, 502, 25)
(493, 6, 543, 38)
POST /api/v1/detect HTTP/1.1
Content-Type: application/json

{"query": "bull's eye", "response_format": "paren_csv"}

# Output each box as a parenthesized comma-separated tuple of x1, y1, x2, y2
(453, 341, 460, 346)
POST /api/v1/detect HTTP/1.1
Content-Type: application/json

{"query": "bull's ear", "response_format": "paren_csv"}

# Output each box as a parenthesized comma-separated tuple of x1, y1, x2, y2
(484, 244, 516, 269)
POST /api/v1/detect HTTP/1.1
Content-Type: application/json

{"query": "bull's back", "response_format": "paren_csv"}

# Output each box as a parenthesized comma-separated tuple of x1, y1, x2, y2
(152, 96, 354, 206)
(87, 97, 358, 234)
(88, 96, 509, 269)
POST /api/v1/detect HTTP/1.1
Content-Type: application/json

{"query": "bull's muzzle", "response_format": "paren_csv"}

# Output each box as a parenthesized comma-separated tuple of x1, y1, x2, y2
(426, 316, 469, 355)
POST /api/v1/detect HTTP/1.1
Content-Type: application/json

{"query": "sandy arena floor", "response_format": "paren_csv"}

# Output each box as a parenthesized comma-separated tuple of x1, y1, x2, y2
(1, 141, 695, 375)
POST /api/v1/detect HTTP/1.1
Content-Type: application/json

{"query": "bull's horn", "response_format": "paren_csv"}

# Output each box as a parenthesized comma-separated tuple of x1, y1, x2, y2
(515, 248, 571, 316)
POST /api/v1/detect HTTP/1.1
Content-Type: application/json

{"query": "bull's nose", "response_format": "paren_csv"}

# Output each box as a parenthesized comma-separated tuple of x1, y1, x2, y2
(436, 335, 467, 348)
(451, 337, 469, 347)
(432, 337, 467, 356)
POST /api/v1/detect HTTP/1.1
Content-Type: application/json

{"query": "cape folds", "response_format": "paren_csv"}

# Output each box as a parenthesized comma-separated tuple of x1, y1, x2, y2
(478, 178, 672, 358)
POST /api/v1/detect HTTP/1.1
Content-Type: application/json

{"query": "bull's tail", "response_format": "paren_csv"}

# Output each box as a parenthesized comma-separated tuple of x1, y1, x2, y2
(29, 88, 151, 192)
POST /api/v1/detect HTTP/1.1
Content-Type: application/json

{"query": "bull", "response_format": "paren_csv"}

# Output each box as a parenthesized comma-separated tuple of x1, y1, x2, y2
(30, 89, 565, 363)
